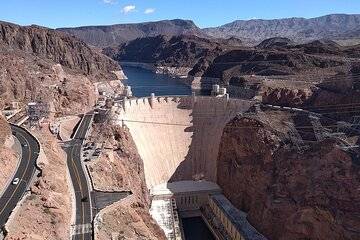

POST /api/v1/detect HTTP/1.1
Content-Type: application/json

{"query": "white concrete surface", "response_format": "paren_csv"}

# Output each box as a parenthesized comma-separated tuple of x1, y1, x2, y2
(151, 181, 221, 196)
(150, 198, 182, 240)
(117, 96, 254, 189)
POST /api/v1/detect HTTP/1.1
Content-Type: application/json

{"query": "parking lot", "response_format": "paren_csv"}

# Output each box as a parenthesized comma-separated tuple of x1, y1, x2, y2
(81, 142, 102, 162)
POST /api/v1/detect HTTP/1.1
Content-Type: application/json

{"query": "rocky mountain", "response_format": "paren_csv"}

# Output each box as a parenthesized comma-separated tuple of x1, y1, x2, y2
(104, 35, 227, 68)
(58, 19, 206, 47)
(57, 14, 360, 49)
(204, 14, 360, 45)
(255, 37, 295, 49)
(0, 21, 122, 114)
(109, 34, 359, 87)
(0, 21, 120, 80)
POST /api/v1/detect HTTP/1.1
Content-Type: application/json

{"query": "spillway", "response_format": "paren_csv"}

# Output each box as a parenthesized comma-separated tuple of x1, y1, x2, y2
(116, 95, 254, 189)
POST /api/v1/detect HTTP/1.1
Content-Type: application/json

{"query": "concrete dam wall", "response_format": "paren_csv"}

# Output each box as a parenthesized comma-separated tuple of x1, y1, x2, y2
(116, 96, 254, 189)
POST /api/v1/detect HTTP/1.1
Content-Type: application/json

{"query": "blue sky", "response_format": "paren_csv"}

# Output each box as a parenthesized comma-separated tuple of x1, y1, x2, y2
(1, 0, 359, 28)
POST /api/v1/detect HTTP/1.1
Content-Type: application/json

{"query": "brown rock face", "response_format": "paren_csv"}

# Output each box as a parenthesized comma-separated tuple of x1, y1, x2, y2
(0, 21, 121, 114)
(217, 115, 360, 240)
(0, 21, 120, 80)
(88, 124, 166, 240)
(58, 19, 206, 47)
(0, 115, 19, 192)
(0, 114, 11, 143)
(262, 86, 314, 107)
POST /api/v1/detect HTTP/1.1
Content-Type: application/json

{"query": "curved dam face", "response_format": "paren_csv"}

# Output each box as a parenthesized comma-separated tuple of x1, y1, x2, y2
(117, 96, 254, 189)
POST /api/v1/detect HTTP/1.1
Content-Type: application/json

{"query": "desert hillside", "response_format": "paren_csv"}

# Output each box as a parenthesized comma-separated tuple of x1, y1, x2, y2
(204, 14, 360, 45)
(0, 115, 19, 192)
(59, 14, 360, 48)
(59, 19, 206, 47)
(0, 21, 122, 114)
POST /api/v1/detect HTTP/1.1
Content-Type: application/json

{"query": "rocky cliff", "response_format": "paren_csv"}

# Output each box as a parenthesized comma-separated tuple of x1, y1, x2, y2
(0, 21, 119, 80)
(59, 19, 206, 47)
(216, 113, 360, 240)
(0, 115, 19, 192)
(87, 124, 166, 240)
(0, 21, 122, 114)
(204, 14, 360, 45)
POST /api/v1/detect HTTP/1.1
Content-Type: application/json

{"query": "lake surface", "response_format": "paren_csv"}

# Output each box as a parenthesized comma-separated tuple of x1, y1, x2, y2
(122, 66, 192, 97)
(182, 217, 215, 240)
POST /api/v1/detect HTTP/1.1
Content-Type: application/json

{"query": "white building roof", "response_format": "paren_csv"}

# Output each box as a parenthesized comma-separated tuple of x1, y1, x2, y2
(151, 180, 221, 196)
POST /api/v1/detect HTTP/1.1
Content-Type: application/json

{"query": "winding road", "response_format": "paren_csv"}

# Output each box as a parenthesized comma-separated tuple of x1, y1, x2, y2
(0, 125, 40, 229)
(63, 113, 93, 240)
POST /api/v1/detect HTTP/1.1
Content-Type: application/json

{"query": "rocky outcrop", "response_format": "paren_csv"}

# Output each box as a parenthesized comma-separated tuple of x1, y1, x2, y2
(88, 124, 166, 239)
(0, 21, 120, 80)
(0, 53, 97, 115)
(0, 21, 123, 114)
(0, 115, 19, 192)
(256, 37, 295, 49)
(262, 86, 315, 107)
(217, 114, 360, 240)
(104, 35, 225, 76)
(204, 14, 360, 45)
(59, 19, 206, 48)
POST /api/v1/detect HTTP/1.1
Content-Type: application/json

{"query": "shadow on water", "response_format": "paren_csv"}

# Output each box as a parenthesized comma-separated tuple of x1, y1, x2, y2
(182, 217, 215, 240)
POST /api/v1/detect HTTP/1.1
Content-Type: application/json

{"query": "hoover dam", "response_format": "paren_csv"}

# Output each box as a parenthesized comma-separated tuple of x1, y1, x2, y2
(116, 94, 254, 188)
(114, 94, 269, 240)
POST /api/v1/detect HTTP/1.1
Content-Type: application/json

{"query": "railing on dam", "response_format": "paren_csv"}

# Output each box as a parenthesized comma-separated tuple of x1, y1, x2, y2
(115, 93, 258, 114)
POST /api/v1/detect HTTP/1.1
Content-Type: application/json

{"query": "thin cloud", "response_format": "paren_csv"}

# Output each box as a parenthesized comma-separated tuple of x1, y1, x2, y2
(121, 5, 136, 14)
(144, 8, 155, 14)
(103, 0, 116, 4)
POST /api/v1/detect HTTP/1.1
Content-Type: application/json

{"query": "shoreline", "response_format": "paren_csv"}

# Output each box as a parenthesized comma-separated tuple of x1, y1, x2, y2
(119, 61, 220, 90)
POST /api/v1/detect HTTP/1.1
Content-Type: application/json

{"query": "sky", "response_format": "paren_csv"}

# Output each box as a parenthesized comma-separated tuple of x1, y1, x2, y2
(0, 0, 359, 29)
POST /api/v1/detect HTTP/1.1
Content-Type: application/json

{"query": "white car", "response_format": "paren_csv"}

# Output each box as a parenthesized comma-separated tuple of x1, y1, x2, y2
(12, 178, 20, 185)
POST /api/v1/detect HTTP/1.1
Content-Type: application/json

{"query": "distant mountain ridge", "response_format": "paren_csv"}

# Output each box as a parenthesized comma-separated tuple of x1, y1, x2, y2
(58, 19, 206, 47)
(58, 14, 360, 48)
(203, 14, 360, 44)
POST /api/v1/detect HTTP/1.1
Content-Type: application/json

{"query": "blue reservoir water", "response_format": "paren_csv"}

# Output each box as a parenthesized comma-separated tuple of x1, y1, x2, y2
(122, 66, 192, 97)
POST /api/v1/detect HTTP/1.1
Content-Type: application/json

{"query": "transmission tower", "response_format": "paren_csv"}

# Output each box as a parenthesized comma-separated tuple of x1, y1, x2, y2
(309, 114, 333, 141)
(27, 101, 49, 128)
(284, 122, 309, 154)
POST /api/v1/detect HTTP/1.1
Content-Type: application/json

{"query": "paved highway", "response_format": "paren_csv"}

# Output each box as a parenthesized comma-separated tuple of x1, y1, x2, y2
(63, 113, 93, 240)
(0, 125, 40, 228)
